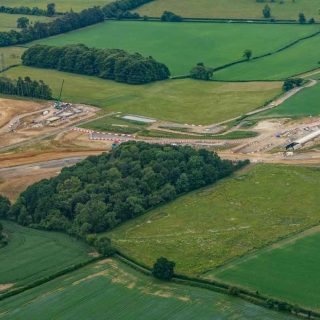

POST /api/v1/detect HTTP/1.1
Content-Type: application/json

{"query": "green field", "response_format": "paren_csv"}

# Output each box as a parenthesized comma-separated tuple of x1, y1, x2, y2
(0, 220, 92, 292)
(213, 230, 320, 311)
(0, 0, 113, 12)
(105, 165, 320, 275)
(3, 66, 282, 125)
(0, 47, 25, 70)
(215, 33, 320, 81)
(253, 82, 320, 119)
(136, 0, 320, 21)
(33, 20, 320, 76)
(0, 258, 296, 320)
(0, 13, 53, 31)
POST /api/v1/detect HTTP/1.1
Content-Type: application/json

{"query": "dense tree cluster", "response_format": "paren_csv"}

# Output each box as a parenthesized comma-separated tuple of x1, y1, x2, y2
(0, 222, 7, 247)
(0, 6, 104, 47)
(190, 63, 213, 81)
(102, 0, 154, 19)
(9, 142, 248, 237)
(152, 257, 175, 280)
(0, 76, 52, 99)
(283, 78, 303, 91)
(22, 44, 170, 84)
(160, 11, 182, 22)
(0, 5, 47, 16)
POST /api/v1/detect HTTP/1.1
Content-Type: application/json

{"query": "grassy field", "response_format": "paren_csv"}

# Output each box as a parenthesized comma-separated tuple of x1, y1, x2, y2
(0, 13, 53, 31)
(0, 258, 296, 319)
(3, 66, 282, 125)
(105, 165, 320, 275)
(34, 20, 320, 76)
(81, 115, 149, 134)
(0, 47, 25, 70)
(0, 220, 92, 292)
(213, 230, 320, 311)
(0, 0, 113, 12)
(215, 33, 320, 81)
(253, 82, 320, 119)
(136, 0, 320, 21)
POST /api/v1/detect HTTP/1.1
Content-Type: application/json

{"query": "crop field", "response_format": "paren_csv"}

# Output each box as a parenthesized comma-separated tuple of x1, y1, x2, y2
(213, 229, 320, 311)
(0, 13, 53, 31)
(3, 66, 282, 125)
(34, 20, 320, 76)
(106, 165, 320, 275)
(0, 258, 296, 320)
(136, 0, 320, 21)
(0, 220, 92, 292)
(215, 33, 320, 81)
(0, 0, 113, 12)
(253, 82, 320, 119)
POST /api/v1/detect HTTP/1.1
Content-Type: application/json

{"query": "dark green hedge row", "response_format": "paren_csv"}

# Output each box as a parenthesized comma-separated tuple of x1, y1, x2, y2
(0, 5, 48, 16)
(22, 44, 170, 84)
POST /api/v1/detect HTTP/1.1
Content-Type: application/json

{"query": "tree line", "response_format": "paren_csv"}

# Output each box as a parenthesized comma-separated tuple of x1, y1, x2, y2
(0, 76, 52, 99)
(22, 44, 170, 84)
(0, 6, 104, 47)
(0, 0, 155, 47)
(2, 142, 248, 239)
(0, 5, 48, 16)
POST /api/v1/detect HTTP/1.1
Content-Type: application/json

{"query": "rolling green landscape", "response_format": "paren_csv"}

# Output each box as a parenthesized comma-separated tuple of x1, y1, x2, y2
(136, 0, 320, 21)
(1, 0, 320, 318)
(213, 230, 320, 311)
(0, 258, 296, 320)
(0, 220, 92, 292)
(0, 0, 113, 12)
(105, 164, 320, 275)
(33, 20, 320, 76)
(253, 82, 320, 119)
(3, 66, 282, 124)
(215, 33, 320, 81)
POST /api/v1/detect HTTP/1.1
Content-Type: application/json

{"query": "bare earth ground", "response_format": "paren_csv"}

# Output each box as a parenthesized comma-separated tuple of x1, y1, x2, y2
(0, 98, 47, 128)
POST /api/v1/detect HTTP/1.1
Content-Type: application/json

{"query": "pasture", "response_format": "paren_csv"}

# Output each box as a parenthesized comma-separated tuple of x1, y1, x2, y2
(3, 66, 282, 125)
(0, 258, 296, 320)
(213, 229, 320, 311)
(0, 47, 25, 70)
(34, 20, 320, 76)
(214, 33, 320, 81)
(0, 0, 113, 12)
(253, 82, 320, 119)
(0, 13, 53, 31)
(106, 164, 320, 275)
(136, 0, 320, 21)
(0, 220, 92, 292)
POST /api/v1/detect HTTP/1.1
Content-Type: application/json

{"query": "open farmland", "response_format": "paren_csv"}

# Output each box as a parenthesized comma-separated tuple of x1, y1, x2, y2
(106, 165, 320, 275)
(0, 220, 92, 292)
(3, 66, 282, 125)
(213, 229, 320, 311)
(0, 47, 25, 70)
(0, 0, 114, 12)
(214, 33, 320, 81)
(33, 20, 320, 76)
(253, 82, 320, 119)
(136, 0, 320, 21)
(0, 13, 53, 32)
(0, 258, 296, 320)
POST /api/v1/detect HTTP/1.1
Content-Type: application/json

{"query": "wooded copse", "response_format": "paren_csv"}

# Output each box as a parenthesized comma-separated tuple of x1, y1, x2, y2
(22, 44, 170, 84)
(7, 142, 249, 238)
(0, 76, 52, 99)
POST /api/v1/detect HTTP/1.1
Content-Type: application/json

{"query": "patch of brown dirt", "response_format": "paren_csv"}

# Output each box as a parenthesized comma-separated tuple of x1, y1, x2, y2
(0, 283, 14, 292)
(0, 98, 46, 128)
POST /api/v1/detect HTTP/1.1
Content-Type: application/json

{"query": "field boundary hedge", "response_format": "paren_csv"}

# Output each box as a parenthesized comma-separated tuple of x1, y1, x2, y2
(115, 251, 320, 319)
(114, 16, 320, 25)
(0, 256, 102, 301)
